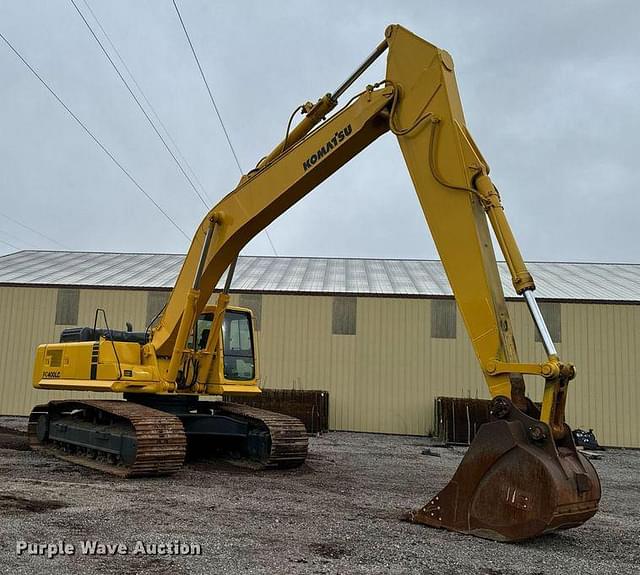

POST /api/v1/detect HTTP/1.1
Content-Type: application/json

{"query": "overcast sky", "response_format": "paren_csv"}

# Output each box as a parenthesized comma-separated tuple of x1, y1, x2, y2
(0, 1, 638, 264)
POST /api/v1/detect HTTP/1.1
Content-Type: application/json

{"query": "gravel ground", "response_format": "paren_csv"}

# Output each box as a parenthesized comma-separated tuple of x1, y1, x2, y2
(0, 417, 638, 575)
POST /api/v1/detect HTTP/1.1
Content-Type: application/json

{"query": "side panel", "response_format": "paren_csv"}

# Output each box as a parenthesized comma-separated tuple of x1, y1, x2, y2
(33, 341, 159, 392)
(33, 342, 93, 385)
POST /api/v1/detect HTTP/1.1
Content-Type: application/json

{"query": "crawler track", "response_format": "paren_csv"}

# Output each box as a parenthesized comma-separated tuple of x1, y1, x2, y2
(28, 400, 186, 477)
(28, 399, 308, 476)
(214, 401, 309, 468)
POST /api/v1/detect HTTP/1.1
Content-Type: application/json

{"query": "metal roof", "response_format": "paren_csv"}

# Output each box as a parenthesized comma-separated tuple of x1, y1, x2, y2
(0, 250, 639, 302)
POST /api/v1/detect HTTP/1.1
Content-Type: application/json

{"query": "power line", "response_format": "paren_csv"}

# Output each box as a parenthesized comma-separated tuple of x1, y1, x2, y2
(0, 228, 35, 249)
(81, 0, 210, 202)
(0, 237, 20, 251)
(171, 0, 243, 174)
(172, 0, 279, 256)
(70, 0, 210, 209)
(0, 210, 69, 249)
(0, 29, 190, 241)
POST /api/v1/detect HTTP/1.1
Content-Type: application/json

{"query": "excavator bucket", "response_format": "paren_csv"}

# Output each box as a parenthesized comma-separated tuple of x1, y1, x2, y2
(408, 397, 601, 542)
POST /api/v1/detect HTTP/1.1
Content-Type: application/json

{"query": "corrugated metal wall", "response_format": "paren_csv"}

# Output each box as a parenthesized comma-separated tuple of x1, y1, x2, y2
(1, 286, 638, 447)
(253, 294, 640, 447)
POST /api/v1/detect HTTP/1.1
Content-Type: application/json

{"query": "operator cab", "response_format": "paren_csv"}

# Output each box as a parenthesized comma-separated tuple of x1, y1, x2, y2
(194, 309, 255, 381)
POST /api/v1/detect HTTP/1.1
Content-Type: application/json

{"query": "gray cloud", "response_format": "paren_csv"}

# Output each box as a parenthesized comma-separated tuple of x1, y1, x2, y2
(0, 1, 637, 264)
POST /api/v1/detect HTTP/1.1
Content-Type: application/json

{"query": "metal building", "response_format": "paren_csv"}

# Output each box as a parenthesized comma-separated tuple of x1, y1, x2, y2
(1, 250, 639, 447)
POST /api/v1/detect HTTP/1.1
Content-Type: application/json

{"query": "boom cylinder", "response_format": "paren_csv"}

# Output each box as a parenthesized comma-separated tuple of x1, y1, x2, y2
(223, 258, 237, 294)
(196, 258, 237, 387)
(193, 221, 215, 290)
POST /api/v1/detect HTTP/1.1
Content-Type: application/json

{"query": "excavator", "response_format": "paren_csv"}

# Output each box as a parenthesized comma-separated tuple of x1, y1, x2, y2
(28, 25, 600, 542)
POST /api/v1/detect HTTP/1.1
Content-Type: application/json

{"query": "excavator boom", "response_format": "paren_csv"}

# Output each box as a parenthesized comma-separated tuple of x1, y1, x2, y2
(30, 25, 600, 541)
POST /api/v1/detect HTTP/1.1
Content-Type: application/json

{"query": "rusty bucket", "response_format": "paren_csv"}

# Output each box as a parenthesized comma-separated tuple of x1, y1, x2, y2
(408, 397, 601, 542)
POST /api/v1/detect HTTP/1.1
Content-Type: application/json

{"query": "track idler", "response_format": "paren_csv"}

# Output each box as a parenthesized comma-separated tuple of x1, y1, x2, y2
(408, 397, 601, 541)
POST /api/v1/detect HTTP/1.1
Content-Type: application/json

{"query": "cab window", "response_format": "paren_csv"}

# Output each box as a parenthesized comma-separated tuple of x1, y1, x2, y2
(222, 310, 255, 381)
(194, 313, 213, 350)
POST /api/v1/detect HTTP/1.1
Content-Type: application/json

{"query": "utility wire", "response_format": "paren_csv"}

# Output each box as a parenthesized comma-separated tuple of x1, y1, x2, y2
(0, 237, 20, 251)
(81, 0, 210, 202)
(171, 0, 243, 174)
(0, 229, 36, 249)
(0, 30, 190, 241)
(172, 0, 279, 256)
(70, 0, 210, 209)
(0, 210, 69, 249)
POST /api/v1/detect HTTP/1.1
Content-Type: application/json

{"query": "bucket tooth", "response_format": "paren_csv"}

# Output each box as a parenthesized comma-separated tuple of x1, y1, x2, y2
(408, 397, 601, 542)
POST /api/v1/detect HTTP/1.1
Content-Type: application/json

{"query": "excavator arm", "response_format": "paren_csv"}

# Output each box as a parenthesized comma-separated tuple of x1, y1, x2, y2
(145, 25, 600, 541)
(152, 26, 567, 433)
(30, 26, 600, 537)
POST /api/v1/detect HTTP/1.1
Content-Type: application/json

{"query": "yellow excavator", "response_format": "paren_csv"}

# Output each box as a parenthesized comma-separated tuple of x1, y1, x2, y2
(28, 25, 600, 542)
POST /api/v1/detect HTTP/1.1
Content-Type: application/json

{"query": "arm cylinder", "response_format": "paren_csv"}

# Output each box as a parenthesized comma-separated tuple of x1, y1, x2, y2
(257, 37, 388, 170)
(258, 95, 337, 168)
(331, 39, 388, 101)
